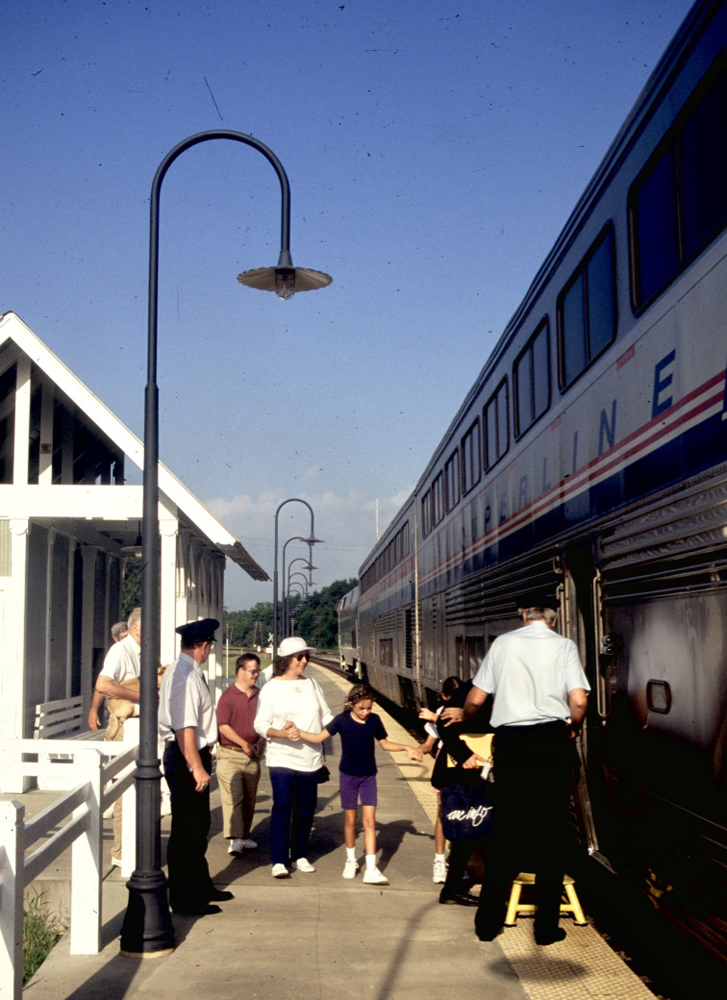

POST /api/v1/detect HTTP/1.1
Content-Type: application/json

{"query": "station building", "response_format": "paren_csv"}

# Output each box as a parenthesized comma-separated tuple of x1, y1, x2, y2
(0, 311, 268, 792)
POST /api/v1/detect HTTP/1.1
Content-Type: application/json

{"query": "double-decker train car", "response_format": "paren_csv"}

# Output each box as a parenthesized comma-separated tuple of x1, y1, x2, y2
(340, 0, 727, 961)
(337, 582, 361, 677)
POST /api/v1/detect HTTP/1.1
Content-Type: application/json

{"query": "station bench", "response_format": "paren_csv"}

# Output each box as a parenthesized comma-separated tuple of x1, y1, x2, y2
(33, 696, 106, 789)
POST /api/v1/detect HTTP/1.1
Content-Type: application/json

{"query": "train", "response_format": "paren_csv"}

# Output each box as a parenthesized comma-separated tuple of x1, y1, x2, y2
(338, 0, 727, 963)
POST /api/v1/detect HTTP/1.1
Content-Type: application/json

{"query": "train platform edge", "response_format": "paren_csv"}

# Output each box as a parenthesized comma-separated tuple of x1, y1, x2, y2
(21, 665, 658, 1000)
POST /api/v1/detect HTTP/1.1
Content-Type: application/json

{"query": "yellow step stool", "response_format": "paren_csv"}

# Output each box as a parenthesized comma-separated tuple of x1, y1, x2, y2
(504, 872, 587, 926)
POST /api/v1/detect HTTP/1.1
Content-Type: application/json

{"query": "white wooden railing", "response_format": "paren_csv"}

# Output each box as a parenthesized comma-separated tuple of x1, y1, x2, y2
(0, 739, 138, 1000)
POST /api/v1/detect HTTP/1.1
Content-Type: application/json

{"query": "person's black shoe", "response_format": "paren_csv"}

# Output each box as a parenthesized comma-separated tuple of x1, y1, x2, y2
(475, 922, 502, 941)
(439, 890, 478, 906)
(172, 903, 222, 916)
(534, 927, 566, 946)
(208, 888, 234, 902)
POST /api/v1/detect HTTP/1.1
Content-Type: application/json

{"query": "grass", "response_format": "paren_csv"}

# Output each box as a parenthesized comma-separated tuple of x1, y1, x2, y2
(23, 892, 62, 985)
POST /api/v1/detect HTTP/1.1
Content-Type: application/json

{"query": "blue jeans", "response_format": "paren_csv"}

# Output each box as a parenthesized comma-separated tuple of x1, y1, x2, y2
(268, 767, 319, 865)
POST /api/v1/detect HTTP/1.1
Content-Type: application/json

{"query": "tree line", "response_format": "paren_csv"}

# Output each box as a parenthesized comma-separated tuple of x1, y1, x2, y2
(223, 578, 357, 652)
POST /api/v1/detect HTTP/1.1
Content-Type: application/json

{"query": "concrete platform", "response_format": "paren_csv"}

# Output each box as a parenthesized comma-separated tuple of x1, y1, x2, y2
(19, 666, 657, 1000)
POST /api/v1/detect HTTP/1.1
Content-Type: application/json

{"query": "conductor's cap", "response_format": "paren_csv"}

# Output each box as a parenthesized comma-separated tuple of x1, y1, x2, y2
(175, 617, 220, 644)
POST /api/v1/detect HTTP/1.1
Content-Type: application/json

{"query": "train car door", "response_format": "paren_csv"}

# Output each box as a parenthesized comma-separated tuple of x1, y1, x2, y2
(561, 544, 617, 872)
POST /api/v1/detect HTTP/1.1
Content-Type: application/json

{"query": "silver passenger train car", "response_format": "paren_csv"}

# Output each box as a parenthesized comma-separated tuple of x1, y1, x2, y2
(339, 0, 727, 960)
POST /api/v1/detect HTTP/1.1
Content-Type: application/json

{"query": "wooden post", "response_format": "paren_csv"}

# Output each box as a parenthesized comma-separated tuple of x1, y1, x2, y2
(69, 752, 102, 954)
(0, 799, 25, 1000)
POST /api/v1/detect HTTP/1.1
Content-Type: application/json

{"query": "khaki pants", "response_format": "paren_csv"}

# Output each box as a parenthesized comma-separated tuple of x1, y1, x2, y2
(107, 718, 125, 857)
(215, 745, 261, 840)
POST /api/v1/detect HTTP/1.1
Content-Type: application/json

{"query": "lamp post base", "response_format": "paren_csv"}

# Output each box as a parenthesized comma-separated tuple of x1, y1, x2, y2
(119, 874, 175, 957)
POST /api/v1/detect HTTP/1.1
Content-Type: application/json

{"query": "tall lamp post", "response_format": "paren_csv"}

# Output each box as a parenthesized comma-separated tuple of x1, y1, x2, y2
(120, 130, 331, 957)
(273, 499, 322, 655)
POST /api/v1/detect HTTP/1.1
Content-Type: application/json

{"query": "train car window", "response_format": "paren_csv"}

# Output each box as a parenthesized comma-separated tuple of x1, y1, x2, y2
(681, 67, 727, 259)
(432, 472, 444, 525)
(445, 451, 460, 512)
(461, 418, 481, 495)
(484, 378, 509, 470)
(630, 57, 727, 311)
(421, 491, 432, 537)
(558, 227, 616, 389)
(514, 320, 550, 437)
(632, 150, 680, 307)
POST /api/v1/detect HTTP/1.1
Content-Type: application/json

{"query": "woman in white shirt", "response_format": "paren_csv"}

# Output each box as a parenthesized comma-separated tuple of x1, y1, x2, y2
(254, 636, 333, 878)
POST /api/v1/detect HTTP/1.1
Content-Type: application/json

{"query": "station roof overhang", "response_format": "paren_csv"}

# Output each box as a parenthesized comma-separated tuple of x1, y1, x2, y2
(0, 311, 269, 581)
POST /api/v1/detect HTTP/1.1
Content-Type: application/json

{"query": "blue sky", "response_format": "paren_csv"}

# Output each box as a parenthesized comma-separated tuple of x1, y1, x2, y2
(2, 0, 693, 609)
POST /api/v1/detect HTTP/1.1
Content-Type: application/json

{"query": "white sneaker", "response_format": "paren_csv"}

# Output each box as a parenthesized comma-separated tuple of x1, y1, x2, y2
(228, 838, 245, 854)
(363, 866, 389, 885)
(241, 838, 258, 849)
(432, 858, 448, 884)
(293, 857, 316, 873)
(342, 858, 359, 879)
(272, 863, 289, 878)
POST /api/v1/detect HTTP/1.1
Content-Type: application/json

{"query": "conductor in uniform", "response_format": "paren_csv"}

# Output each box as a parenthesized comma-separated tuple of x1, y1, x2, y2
(159, 618, 233, 916)
(459, 593, 590, 946)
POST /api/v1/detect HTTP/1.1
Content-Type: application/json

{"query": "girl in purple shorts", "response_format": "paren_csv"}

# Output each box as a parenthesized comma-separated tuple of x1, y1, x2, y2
(295, 684, 423, 884)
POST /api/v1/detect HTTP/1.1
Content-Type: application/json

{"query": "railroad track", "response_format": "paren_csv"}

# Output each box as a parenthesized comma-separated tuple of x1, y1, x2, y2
(310, 652, 346, 675)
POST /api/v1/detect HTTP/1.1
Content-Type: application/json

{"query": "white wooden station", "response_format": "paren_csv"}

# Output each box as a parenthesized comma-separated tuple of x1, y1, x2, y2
(0, 311, 268, 793)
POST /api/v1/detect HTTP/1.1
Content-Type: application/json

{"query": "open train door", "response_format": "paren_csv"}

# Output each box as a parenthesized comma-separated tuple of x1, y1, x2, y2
(560, 544, 617, 873)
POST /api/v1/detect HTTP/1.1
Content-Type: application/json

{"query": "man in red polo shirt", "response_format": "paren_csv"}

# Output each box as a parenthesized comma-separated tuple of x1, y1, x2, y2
(216, 653, 263, 855)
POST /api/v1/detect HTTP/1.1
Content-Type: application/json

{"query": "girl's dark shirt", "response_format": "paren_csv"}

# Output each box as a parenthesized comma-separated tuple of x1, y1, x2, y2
(326, 711, 387, 776)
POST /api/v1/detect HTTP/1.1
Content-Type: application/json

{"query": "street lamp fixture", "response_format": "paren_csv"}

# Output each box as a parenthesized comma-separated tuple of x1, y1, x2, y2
(120, 130, 331, 958)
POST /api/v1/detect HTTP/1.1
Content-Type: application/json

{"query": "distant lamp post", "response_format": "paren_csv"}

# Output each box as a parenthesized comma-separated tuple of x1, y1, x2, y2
(273, 499, 322, 654)
(120, 130, 331, 958)
(287, 581, 306, 606)
(288, 556, 316, 588)
(289, 572, 311, 597)
(281, 535, 316, 638)
(283, 557, 315, 636)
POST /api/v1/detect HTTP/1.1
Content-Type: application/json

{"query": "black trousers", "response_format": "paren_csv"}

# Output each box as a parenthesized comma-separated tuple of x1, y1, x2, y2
(475, 722, 575, 937)
(163, 742, 215, 911)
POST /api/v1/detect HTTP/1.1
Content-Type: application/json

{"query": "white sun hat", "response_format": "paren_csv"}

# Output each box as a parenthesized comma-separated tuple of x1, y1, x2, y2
(277, 636, 317, 658)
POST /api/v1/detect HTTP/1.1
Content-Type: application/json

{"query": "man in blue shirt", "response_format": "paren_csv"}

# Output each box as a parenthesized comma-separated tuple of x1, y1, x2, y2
(460, 593, 590, 946)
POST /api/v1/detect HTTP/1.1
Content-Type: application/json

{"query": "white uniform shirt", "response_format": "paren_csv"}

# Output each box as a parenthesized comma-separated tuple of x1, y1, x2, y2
(473, 621, 590, 728)
(98, 633, 141, 716)
(99, 633, 141, 683)
(254, 676, 333, 772)
(158, 652, 217, 749)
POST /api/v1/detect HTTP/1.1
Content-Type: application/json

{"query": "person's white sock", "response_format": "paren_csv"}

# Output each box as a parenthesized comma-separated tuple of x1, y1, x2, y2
(365, 854, 377, 870)
(346, 846, 357, 862)
(434, 852, 446, 862)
